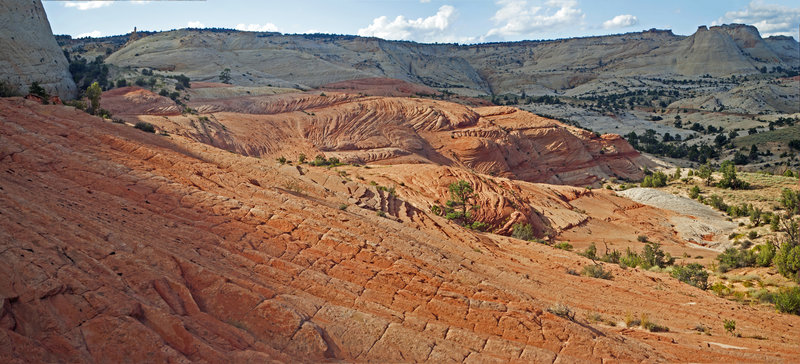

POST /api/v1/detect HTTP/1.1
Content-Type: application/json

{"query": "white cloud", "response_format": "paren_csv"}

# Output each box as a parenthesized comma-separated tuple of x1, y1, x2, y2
(420, 0, 432, 3)
(486, 0, 585, 39)
(64, 1, 112, 10)
(603, 14, 639, 29)
(75, 30, 102, 38)
(187, 21, 205, 28)
(235, 23, 279, 32)
(357, 5, 461, 42)
(714, 1, 800, 37)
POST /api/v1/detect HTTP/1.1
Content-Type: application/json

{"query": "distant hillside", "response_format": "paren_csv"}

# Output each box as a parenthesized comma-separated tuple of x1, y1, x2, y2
(103, 24, 798, 96)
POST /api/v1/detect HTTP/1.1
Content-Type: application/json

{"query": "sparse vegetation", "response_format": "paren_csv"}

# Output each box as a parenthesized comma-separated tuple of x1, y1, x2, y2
(671, 263, 709, 289)
(134, 122, 155, 133)
(723, 319, 736, 335)
(85, 81, 102, 115)
(219, 68, 232, 84)
(547, 303, 575, 321)
(0, 80, 20, 97)
(581, 264, 613, 280)
(554, 242, 573, 251)
(511, 223, 535, 241)
(28, 81, 49, 102)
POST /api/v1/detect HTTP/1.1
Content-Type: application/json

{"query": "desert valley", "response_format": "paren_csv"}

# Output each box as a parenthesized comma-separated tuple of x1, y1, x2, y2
(1, 0, 800, 362)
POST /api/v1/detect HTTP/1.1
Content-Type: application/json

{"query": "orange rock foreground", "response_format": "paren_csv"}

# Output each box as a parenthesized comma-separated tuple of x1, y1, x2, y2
(2, 97, 800, 362)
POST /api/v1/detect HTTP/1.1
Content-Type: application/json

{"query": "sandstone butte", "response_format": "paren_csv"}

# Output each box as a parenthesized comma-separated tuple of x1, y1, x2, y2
(2, 87, 800, 363)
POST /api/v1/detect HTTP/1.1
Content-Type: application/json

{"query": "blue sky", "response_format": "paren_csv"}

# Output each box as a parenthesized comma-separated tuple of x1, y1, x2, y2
(43, 0, 800, 43)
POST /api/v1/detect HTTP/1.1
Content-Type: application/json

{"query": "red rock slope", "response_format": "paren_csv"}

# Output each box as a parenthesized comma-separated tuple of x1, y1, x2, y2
(2, 98, 800, 362)
(133, 92, 648, 186)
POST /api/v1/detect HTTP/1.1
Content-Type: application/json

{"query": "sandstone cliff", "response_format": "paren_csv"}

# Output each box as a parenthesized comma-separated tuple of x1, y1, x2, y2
(0, 0, 77, 99)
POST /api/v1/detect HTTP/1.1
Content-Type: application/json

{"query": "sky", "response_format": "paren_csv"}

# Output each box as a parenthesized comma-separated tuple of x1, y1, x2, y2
(42, 0, 800, 44)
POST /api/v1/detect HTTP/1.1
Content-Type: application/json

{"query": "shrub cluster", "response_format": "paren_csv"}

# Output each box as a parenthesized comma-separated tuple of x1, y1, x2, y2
(774, 287, 800, 315)
(134, 122, 155, 133)
(581, 264, 613, 280)
(670, 263, 709, 289)
(641, 171, 668, 187)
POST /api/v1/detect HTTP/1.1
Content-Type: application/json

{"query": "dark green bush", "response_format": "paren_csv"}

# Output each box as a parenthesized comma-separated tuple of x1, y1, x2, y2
(134, 122, 155, 133)
(689, 185, 701, 199)
(716, 247, 756, 272)
(671, 263, 709, 289)
(775, 241, 800, 281)
(774, 287, 800, 315)
(28, 81, 48, 100)
(0, 80, 20, 97)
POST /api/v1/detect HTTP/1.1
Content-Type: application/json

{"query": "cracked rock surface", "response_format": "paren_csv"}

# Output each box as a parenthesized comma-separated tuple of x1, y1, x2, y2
(2, 97, 800, 363)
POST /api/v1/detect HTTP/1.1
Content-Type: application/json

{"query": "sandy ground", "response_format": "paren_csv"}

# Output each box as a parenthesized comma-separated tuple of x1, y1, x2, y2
(618, 187, 737, 250)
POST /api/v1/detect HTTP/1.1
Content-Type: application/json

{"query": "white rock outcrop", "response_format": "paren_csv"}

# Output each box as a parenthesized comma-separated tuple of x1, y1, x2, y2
(0, 0, 77, 99)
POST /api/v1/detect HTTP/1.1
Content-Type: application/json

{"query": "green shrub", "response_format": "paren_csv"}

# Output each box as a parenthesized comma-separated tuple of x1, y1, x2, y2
(511, 223, 535, 241)
(641, 242, 674, 269)
(774, 287, 800, 315)
(276, 156, 287, 164)
(134, 122, 155, 133)
(723, 319, 736, 335)
(582, 264, 613, 280)
(469, 221, 489, 231)
(716, 247, 756, 272)
(689, 185, 701, 199)
(711, 282, 731, 296)
(774, 242, 800, 281)
(708, 194, 728, 211)
(0, 80, 20, 97)
(780, 188, 799, 216)
(641, 171, 668, 187)
(671, 263, 709, 289)
(717, 161, 749, 190)
(547, 303, 574, 321)
(754, 243, 776, 267)
(28, 81, 48, 101)
(643, 320, 669, 333)
(579, 242, 598, 260)
(600, 249, 621, 264)
(620, 248, 643, 268)
(555, 242, 573, 251)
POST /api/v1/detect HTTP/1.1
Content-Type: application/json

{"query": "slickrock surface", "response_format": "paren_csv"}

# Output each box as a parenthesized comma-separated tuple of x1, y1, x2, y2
(2, 97, 800, 362)
(104, 25, 798, 95)
(0, 0, 77, 99)
(132, 92, 648, 186)
(100, 87, 182, 116)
